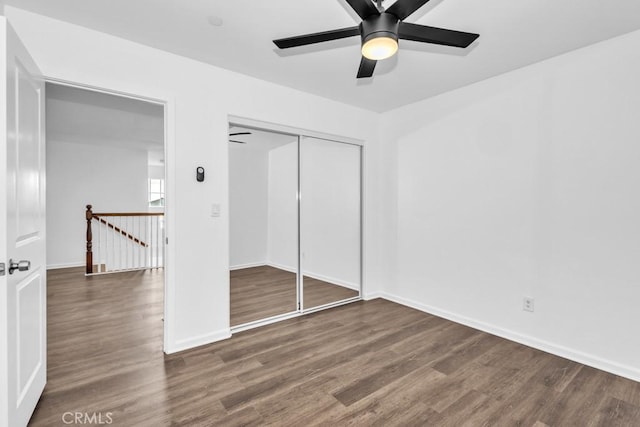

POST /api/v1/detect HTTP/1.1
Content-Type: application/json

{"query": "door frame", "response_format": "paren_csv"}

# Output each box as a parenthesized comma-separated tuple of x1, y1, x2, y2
(227, 115, 366, 334)
(43, 77, 175, 353)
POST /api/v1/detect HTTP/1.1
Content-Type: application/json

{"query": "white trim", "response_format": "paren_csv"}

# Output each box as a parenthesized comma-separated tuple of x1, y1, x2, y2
(363, 291, 383, 301)
(266, 261, 296, 274)
(231, 296, 362, 334)
(228, 115, 364, 147)
(379, 291, 640, 383)
(43, 77, 166, 105)
(301, 271, 359, 291)
(231, 311, 301, 334)
(359, 142, 366, 304)
(46, 262, 83, 270)
(229, 262, 266, 271)
(265, 261, 359, 291)
(162, 93, 176, 354)
(43, 76, 176, 355)
(165, 328, 231, 354)
(302, 296, 361, 314)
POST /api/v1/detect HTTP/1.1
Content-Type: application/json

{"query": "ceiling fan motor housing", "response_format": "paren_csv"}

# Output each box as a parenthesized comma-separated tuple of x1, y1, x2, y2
(359, 13, 400, 46)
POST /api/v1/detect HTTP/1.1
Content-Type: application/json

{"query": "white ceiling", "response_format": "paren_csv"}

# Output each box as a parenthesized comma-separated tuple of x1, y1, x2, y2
(229, 126, 297, 151)
(46, 83, 165, 163)
(12, 0, 640, 112)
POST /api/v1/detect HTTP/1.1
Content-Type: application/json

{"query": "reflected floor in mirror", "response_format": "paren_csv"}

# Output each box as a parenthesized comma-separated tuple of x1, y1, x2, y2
(230, 266, 359, 326)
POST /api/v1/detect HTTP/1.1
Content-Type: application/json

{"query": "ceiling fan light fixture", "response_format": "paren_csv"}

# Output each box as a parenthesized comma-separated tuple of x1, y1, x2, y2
(272, 0, 480, 78)
(361, 35, 398, 60)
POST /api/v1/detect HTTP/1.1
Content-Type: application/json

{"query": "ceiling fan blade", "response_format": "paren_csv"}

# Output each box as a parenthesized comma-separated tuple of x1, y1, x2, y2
(398, 22, 479, 48)
(357, 57, 377, 79)
(345, 0, 381, 19)
(229, 132, 251, 136)
(229, 140, 247, 144)
(273, 26, 360, 49)
(385, 0, 432, 20)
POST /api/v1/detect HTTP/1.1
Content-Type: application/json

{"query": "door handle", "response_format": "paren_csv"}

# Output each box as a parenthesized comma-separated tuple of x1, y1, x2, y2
(9, 259, 31, 274)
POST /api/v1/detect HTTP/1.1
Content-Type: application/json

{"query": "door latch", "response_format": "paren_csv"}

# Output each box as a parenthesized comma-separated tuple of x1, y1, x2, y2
(9, 259, 30, 274)
(0, 263, 5, 276)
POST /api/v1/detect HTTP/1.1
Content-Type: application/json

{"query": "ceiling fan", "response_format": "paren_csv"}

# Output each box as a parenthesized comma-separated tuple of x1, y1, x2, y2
(273, 0, 479, 78)
(229, 131, 252, 144)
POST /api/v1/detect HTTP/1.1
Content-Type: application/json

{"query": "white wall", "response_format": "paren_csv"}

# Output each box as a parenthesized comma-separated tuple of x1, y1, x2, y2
(46, 140, 148, 268)
(148, 165, 164, 180)
(381, 29, 640, 381)
(266, 142, 298, 271)
(4, 8, 384, 352)
(229, 143, 269, 268)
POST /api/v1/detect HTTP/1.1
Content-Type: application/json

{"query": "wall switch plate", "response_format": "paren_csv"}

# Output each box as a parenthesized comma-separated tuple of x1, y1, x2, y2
(523, 297, 535, 312)
(211, 204, 220, 217)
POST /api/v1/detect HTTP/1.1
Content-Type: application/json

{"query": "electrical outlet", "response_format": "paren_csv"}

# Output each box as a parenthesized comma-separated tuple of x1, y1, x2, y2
(523, 297, 534, 312)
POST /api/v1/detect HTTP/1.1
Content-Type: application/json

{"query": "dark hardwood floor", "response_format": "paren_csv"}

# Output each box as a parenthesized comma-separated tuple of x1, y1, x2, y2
(30, 267, 640, 426)
(230, 265, 359, 326)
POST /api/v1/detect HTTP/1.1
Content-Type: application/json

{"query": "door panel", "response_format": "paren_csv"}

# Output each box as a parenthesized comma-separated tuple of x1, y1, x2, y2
(0, 20, 46, 427)
(228, 131, 299, 326)
(300, 137, 361, 310)
(16, 273, 43, 403)
(16, 60, 42, 241)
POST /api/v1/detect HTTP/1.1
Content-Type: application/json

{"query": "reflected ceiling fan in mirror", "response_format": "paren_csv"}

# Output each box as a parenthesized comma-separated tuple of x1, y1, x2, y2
(229, 131, 252, 144)
(273, 0, 479, 78)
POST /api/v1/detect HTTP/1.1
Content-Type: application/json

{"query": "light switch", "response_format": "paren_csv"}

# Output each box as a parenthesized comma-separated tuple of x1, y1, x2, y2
(211, 204, 221, 217)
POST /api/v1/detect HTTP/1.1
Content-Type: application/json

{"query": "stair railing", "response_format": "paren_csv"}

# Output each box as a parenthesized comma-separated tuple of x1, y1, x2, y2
(85, 204, 165, 275)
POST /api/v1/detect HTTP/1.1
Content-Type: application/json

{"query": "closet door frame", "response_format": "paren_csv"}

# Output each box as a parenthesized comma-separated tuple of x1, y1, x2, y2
(228, 116, 364, 334)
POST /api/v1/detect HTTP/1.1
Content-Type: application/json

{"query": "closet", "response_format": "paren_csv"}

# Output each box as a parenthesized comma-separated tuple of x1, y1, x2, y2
(229, 126, 362, 329)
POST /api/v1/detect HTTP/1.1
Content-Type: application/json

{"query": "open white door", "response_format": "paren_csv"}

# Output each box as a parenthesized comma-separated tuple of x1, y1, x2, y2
(0, 19, 46, 427)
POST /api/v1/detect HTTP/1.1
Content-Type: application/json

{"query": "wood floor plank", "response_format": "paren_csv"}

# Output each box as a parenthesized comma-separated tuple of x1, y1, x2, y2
(539, 366, 615, 426)
(28, 267, 640, 426)
(332, 353, 429, 407)
(431, 332, 504, 375)
(328, 365, 447, 426)
(593, 396, 640, 427)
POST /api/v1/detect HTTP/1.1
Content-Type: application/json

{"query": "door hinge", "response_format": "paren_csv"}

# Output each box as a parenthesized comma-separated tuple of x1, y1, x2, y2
(165, 237, 168, 245)
(0, 263, 5, 276)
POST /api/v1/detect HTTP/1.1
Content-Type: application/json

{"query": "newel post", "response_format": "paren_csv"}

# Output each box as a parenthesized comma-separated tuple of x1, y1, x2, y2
(86, 205, 93, 274)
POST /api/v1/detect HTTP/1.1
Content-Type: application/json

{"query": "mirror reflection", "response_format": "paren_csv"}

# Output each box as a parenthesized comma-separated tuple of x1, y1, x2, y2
(229, 127, 299, 326)
(301, 136, 361, 309)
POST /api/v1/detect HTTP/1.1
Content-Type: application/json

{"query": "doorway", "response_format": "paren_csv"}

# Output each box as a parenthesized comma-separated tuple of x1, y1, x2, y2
(46, 82, 166, 273)
(44, 81, 168, 345)
(228, 123, 363, 330)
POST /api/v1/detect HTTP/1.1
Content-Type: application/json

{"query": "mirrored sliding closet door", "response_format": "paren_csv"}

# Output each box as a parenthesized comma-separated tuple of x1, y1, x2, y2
(229, 128, 299, 326)
(300, 136, 362, 310)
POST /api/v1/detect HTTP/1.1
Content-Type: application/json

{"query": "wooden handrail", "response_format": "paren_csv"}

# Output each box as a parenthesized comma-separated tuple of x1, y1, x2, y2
(94, 217, 149, 247)
(92, 212, 164, 217)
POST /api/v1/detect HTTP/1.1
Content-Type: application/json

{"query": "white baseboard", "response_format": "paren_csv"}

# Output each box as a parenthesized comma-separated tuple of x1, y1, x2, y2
(165, 328, 231, 354)
(302, 271, 360, 291)
(363, 291, 383, 301)
(379, 291, 640, 383)
(47, 262, 84, 270)
(266, 261, 359, 291)
(229, 262, 267, 271)
(265, 261, 297, 274)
